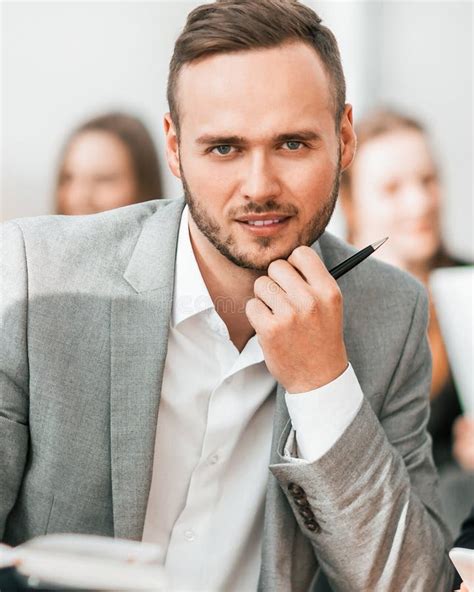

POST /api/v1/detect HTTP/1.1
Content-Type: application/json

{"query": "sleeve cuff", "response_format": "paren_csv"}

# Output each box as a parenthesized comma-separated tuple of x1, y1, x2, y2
(283, 363, 364, 462)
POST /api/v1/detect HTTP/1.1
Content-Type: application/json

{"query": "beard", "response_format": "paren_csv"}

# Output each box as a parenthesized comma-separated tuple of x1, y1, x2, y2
(181, 158, 341, 272)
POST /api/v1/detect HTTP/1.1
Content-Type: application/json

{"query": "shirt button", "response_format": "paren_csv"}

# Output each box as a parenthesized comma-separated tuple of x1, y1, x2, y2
(208, 453, 219, 465)
(184, 529, 195, 541)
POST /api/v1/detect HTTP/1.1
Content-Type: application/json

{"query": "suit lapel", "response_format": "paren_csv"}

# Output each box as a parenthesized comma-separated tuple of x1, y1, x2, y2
(110, 200, 185, 539)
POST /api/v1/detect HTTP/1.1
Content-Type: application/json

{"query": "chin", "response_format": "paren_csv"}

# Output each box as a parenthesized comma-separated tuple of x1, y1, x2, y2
(400, 240, 440, 267)
(227, 241, 296, 272)
(412, 236, 441, 257)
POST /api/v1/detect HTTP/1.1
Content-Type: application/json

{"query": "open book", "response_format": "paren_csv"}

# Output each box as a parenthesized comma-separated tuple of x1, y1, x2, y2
(0, 534, 167, 590)
(430, 266, 474, 415)
(450, 547, 474, 592)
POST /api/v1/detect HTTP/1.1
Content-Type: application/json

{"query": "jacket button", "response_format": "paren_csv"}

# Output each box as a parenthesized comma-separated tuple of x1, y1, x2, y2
(304, 519, 320, 533)
(299, 506, 314, 520)
(294, 495, 309, 506)
(288, 482, 305, 497)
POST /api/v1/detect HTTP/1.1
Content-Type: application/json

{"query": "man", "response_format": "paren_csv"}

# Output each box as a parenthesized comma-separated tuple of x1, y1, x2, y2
(1, 1, 453, 590)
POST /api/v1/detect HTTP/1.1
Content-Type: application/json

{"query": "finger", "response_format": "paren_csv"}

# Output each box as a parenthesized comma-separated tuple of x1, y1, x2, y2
(0, 544, 19, 568)
(287, 245, 337, 294)
(287, 246, 342, 309)
(453, 416, 474, 436)
(245, 296, 274, 333)
(267, 259, 313, 297)
(253, 275, 292, 316)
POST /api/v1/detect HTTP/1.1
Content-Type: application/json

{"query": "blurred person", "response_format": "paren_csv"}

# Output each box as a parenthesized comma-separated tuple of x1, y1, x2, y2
(1, 3, 454, 590)
(454, 416, 474, 472)
(55, 112, 162, 215)
(340, 107, 474, 533)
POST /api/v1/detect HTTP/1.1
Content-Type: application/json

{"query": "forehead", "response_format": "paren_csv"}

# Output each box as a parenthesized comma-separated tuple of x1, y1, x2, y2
(354, 129, 436, 182)
(175, 42, 335, 137)
(65, 131, 129, 167)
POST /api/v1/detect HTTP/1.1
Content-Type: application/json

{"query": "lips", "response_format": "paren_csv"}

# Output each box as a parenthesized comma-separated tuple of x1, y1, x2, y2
(234, 214, 292, 236)
(245, 218, 287, 226)
(235, 215, 290, 225)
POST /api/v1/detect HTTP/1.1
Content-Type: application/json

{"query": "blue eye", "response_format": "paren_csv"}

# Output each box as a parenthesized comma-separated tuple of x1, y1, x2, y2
(212, 145, 233, 155)
(285, 141, 302, 150)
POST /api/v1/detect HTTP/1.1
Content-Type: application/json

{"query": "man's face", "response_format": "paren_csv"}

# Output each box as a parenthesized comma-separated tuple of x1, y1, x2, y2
(165, 42, 355, 271)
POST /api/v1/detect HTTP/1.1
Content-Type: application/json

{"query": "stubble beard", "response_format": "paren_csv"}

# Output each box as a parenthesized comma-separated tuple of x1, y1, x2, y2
(181, 159, 341, 272)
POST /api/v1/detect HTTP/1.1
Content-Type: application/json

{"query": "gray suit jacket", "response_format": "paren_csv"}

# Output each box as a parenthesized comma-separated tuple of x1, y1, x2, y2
(1, 199, 453, 591)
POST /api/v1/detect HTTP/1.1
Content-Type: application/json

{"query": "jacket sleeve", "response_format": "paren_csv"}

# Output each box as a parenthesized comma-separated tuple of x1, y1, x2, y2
(269, 286, 454, 591)
(0, 221, 30, 539)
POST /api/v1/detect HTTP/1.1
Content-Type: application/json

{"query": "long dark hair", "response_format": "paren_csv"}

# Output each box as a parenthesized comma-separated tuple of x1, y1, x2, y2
(55, 112, 162, 212)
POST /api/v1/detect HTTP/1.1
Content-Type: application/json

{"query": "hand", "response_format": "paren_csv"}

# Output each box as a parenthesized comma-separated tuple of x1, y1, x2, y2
(453, 415, 474, 471)
(246, 246, 348, 393)
(0, 543, 20, 568)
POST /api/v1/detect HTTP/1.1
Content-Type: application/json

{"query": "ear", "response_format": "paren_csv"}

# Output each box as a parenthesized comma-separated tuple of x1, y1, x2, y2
(339, 104, 357, 172)
(164, 113, 181, 179)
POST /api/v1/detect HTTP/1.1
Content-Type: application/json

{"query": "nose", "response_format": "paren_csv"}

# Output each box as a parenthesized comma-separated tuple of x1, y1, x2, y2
(239, 150, 281, 202)
(67, 180, 95, 213)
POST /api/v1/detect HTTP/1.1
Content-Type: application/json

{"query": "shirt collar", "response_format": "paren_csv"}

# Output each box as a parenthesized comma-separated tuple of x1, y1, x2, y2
(172, 205, 214, 328)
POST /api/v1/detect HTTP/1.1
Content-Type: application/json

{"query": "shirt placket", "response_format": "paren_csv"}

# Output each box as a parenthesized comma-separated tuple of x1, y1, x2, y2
(164, 310, 239, 589)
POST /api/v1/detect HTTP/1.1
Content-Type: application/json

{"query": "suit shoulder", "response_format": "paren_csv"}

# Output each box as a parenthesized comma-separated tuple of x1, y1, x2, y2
(6, 199, 179, 246)
(2, 199, 184, 293)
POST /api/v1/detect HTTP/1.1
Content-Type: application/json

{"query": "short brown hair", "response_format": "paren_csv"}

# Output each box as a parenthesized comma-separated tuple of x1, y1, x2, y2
(167, 0, 346, 134)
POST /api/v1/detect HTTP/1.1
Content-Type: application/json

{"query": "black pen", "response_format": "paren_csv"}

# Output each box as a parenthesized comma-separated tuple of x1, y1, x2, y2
(329, 237, 388, 279)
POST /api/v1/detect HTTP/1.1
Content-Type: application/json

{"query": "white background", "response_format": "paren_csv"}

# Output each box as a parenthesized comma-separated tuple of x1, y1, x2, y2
(2, 1, 473, 258)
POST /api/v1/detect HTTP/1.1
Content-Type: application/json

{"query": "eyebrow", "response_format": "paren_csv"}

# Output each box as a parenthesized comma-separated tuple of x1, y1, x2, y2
(195, 130, 322, 146)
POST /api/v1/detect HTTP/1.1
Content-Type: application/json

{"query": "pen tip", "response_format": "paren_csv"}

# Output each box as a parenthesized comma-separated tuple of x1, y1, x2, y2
(372, 237, 389, 251)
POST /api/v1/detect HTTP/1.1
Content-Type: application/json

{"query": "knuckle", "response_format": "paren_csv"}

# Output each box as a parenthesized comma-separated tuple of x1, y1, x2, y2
(264, 321, 278, 339)
(305, 295, 319, 313)
(328, 286, 343, 305)
(280, 304, 293, 319)
(268, 281, 279, 294)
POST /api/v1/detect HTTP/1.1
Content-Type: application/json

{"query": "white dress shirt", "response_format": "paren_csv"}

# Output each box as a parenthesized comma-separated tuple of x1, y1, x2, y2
(142, 206, 363, 591)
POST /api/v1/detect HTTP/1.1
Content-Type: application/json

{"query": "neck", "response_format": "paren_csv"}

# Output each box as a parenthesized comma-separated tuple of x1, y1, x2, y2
(386, 255, 432, 286)
(403, 261, 432, 285)
(188, 217, 262, 351)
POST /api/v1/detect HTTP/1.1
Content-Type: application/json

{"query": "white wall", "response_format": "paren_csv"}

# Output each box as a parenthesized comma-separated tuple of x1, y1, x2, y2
(2, 1, 196, 217)
(375, 1, 473, 259)
(2, 1, 473, 257)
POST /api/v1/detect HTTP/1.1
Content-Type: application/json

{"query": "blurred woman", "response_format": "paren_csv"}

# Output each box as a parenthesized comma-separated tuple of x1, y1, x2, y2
(340, 107, 473, 533)
(55, 112, 162, 215)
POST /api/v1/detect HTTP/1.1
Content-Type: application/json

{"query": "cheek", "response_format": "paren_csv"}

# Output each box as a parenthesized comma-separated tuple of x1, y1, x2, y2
(278, 157, 336, 204)
(57, 186, 68, 205)
(181, 151, 239, 206)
